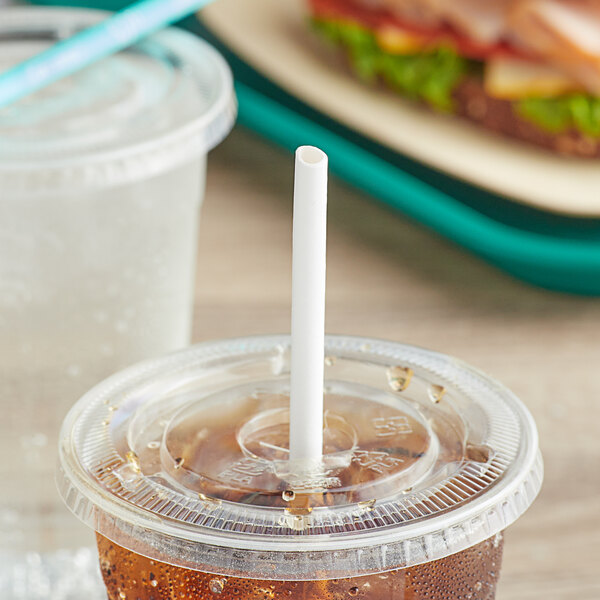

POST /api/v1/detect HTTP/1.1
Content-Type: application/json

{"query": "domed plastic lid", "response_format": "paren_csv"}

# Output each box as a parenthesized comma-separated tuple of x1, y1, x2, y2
(0, 7, 236, 193)
(58, 336, 542, 580)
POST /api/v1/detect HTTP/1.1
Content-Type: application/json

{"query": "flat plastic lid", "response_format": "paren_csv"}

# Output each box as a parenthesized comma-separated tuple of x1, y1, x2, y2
(0, 7, 236, 192)
(58, 336, 543, 580)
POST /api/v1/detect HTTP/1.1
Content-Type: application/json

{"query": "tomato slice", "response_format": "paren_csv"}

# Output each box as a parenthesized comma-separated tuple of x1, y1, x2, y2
(308, 0, 532, 61)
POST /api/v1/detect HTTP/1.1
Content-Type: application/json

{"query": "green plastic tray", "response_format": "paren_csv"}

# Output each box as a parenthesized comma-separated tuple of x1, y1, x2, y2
(25, 2, 600, 294)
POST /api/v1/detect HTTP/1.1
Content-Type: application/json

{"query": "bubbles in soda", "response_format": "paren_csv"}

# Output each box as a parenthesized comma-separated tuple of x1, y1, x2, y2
(91, 385, 509, 599)
(96, 533, 503, 600)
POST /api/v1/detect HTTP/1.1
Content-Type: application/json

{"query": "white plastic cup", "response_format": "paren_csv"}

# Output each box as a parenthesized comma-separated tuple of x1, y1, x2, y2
(0, 7, 235, 597)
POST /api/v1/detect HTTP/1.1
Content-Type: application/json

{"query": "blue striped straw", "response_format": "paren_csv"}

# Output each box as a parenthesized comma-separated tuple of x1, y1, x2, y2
(0, 0, 215, 109)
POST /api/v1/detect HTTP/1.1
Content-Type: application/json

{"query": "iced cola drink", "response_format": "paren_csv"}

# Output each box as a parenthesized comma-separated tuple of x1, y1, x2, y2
(96, 534, 503, 599)
(58, 336, 542, 599)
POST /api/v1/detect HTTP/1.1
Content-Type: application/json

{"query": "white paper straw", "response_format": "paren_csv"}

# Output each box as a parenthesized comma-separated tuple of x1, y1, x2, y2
(289, 146, 328, 467)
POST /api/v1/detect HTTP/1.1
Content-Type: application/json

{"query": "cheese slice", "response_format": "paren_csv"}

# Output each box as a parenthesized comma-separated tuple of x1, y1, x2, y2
(376, 26, 429, 54)
(485, 56, 583, 99)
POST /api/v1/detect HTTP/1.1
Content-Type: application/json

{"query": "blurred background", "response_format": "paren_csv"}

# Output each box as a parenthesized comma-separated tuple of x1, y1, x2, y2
(1, 0, 600, 599)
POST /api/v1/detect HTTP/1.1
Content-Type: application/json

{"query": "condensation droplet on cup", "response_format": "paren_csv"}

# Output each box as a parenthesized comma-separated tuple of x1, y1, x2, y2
(195, 428, 209, 443)
(150, 577, 158, 588)
(357, 499, 376, 511)
(466, 443, 492, 464)
(174, 457, 184, 469)
(324, 355, 336, 366)
(475, 581, 483, 591)
(209, 578, 226, 594)
(428, 384, 446, 403)
(284, 506, 312, 516)
(271, 344, 287, 376)
(20, 433, 47, 448)
(115, 320, 129, 333)
(26, 553, 42, 568)
(100, 343, 114, 357)
(493, 532, 503, 548)
(66, 364, 81, 378)
(386, 366, 413, 392)
(119, 591, 126, 599)
(279, 512, 311, 531)
(198, 493, 222, 506)
(282, 489, 295, 502)
(126, 451, 141, 474)
(93, 310, 108, 323)
(147, 441, 160, 450)
(348, 586, 359, 596)
(353, 498, 376, 519)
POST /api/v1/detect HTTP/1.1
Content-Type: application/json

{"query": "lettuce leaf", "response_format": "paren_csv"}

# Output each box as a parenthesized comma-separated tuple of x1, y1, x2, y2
(517, 95, 600, 138)
(312, 18, 469, 111)
(313, 17, 600, 137)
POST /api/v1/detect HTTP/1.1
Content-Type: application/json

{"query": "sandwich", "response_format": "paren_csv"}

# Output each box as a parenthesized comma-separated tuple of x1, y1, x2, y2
(307, 0, 600, 157)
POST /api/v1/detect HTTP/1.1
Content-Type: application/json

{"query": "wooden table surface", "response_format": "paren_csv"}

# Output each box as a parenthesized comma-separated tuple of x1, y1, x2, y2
(193, 128, 600, 600)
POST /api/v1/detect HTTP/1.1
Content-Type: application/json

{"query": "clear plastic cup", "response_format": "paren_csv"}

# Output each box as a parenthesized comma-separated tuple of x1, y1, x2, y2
(0, 7, 235, 597)
(58, 335, 543, 599)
